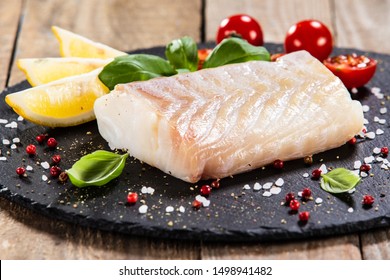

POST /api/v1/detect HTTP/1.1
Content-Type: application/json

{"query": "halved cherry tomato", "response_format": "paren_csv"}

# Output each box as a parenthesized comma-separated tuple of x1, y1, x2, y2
(284, 19, 333, 61)
(197, 48, 212, 70)
(216, 14, 263, 46)
(324, 54, 377, 89)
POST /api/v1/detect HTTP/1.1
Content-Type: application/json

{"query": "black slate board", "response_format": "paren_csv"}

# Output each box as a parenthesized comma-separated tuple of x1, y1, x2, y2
(0, 43, 389, 242)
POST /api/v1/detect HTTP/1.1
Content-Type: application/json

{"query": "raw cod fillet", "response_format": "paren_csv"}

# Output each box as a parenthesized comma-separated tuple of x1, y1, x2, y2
(94, 51, 364, 183)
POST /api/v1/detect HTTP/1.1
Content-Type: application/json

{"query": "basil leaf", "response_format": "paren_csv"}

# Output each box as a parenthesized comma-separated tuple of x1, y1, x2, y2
(320, 168, 361, 193)
(98, 54, 177, 90)
(67, 150, 128, 187)
(202, 38, 270, 69)
(165, 36, 198, 72)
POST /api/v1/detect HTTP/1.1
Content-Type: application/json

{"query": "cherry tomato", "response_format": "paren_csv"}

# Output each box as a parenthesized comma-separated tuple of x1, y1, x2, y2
(216, 14, 263, 46)
(284, 19, 333, 61)
(324, 54, 377, 89)
(197, 48, 212, 70)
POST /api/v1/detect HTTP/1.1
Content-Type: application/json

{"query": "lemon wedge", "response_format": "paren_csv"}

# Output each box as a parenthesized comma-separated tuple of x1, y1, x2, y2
(17, 57, 113, 86)
(52, 26, 127, 58)
(5, 68, 109, 127)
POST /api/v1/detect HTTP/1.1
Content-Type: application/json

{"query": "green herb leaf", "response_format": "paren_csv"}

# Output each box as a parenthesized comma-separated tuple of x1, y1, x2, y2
(320, 168, 361, 193)
(66, 150, 128, 188)
(202, 38, 270, 69)
(165, 36, 198, 72)
(98, 54, 177, 90)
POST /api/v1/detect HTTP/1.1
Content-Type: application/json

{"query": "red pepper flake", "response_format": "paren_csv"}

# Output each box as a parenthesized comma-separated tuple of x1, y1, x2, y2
(211, 179, 220, 189)
(362, 195, 374, 207)
(289, 199, 300, 211)
(50, 166, 62, 178)
(16, 167, 26, 176)
(47, 137, 58, 149)
(127, 192, 138, 204)
(200, 184, 212, 196)
(381, 146, 389, 156)
(360, 164, 371, 172)
(285, 192, 295, 205)
(26, 144, 36, 155)
(58, 172, 68, 183)
(51, 154, 61, 164)
(273, 159, 284, 169)
(311, 168, 322, 179)
(347, 137, 357, 145)
(299, 211, 310, 222)
(301, 188, 312, 200)
(192, 199, 202, 209)
(35, 134, 46, 144)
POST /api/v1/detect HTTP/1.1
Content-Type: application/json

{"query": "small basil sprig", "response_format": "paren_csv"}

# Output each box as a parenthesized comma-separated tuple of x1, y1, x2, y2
(66, 150, 128, 187)
(165, 36, 198, 72)
(320, 168, 361, 193)
(202, 37, 270, 69)
(98, 54, 177, 90)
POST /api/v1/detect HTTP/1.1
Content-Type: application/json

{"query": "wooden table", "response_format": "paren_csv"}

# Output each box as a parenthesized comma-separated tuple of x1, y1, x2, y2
(1, 0, 389, 260)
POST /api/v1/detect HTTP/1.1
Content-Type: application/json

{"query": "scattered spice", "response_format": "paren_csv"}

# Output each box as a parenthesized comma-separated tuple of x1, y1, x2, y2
(16, 167, 26, 176)
(273, 159, 284, 169)
(289, 199, 300, 211)
(47, 137, 58, 149)
(311, 168, 322, 179)
(127, 192, 138, 204)
(200, 185, 212, 196)
(301, 188, 312, 200)
(50, 166, 61, 177)
(298, 211, 310, 222)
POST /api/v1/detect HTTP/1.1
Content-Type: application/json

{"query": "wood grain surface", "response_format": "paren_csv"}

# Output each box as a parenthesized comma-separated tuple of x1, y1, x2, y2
(1, 0, 389, 260)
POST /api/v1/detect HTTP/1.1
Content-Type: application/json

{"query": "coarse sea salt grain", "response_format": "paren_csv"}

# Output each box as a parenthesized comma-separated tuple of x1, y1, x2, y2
(138, 205, 148, 214)
(262, 191, 272, 197)
(262, 182, 273, 190)
(26, 165, 33, 171)
(365, 132, 376, 139)
(165, 206, 174, 213)
(380, 107, 387, 114)
(10, 144, 17, 149)
(147, 187, 155, 194)
(5, 121, 17, 128)
(270, 187, 282, 195)
(17, 116, 24, 121)
(42, 175, 48, 181)
(319, 164, 328, 174)
(315, 197, 323, 204)
(0, 119, 8, 124)
(12, 137, 20, 143)
(179, 206, 185, 213)
(373, 147, 382, 154)
(362, 105, 370, 112)
(360, 172, 368, 178)
(243, 184, 251, 190)
(348, 207, 354, 213)
(302, 172, 310, 178)
(41, 161, 50, 169)
(363, 118, 369, 125)
(381, 164, 389, 170)
(2, 139, 10, 145)
(0, 157, 6, 161)
(376, 156, 384, 162)
(275, 178, 284, 187)
(253, 182, 262, 191)
(376, 129, 384, 135)
(348, 188, 356, 194)
(202, 200, 210, 207)
(354, 160, 362, 169)
(364, 156, 375, 164)
(141, 186, 148, 194)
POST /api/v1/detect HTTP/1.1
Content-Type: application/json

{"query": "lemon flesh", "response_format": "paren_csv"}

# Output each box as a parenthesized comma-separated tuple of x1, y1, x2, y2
(5, 68, 109, 127)
(52, 26, 127, 58)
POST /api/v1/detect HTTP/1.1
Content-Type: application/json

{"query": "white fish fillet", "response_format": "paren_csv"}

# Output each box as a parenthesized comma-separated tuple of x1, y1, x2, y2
(94, 51, 364, 183)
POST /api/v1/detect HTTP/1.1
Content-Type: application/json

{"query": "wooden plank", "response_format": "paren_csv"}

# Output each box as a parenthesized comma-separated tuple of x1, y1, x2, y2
(333, 0, 390, 54)
(0, 198, 200, 259)
(8, 0, 202, 86)
(0, 0, 23, 90)
(202, 235, 361, 259)
(360, 229, 390, 260)
(205, 0, 334, 44)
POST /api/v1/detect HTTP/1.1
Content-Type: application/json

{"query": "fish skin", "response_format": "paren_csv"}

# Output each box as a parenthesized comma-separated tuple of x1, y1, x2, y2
(94, 51, 364, 183)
